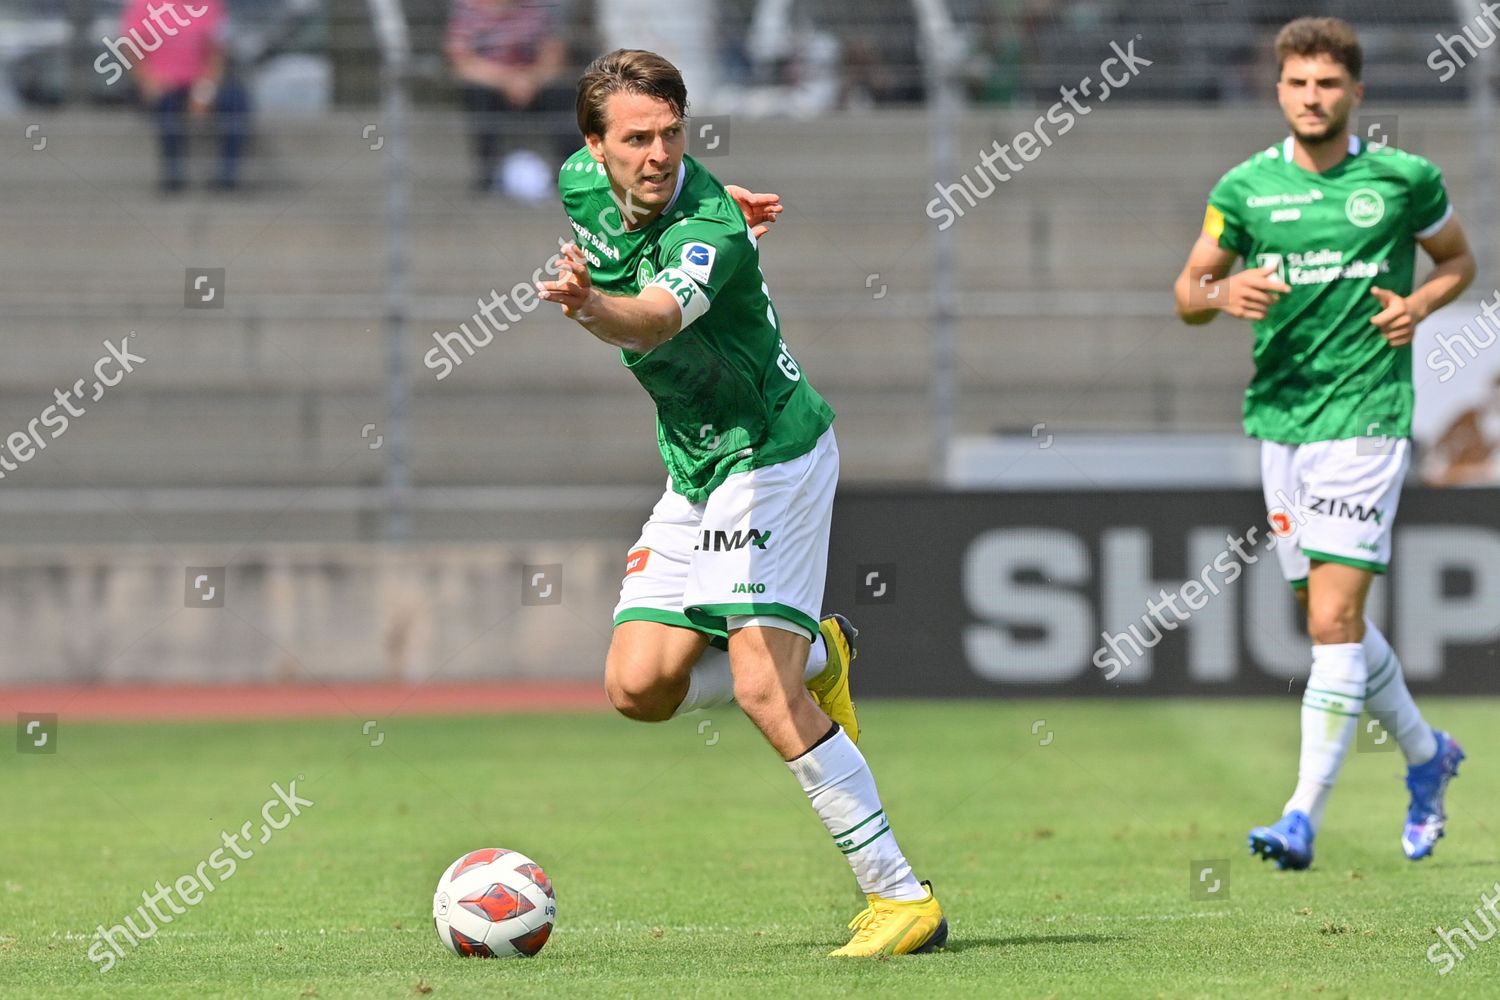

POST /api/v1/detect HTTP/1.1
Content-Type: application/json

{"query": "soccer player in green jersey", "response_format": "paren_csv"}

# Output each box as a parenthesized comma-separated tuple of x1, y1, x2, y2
(536, 49, 946, 955)
(1173, 18, 1477, 868)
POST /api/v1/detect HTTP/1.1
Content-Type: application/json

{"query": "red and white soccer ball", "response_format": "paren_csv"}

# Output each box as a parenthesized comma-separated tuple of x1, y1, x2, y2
(433, 848, 556, 959)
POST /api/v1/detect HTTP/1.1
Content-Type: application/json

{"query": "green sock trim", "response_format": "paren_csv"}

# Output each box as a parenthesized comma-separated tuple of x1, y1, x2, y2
(1364, 650, 1395, 683)
(1300, 701, 1362, 718)
(1364, 672, 1398, 701)
(1363, 650, 1396, 697)
(839, 825, 893, 855)
(831, 809, 885, 841)
(1304, 685, 1366, 700)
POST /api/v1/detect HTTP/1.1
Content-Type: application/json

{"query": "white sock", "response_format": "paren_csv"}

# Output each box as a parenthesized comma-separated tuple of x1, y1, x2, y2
(804, 632, 828, 682)
(1361, 618, 1439, 766)
(787, 726, 924, 901)
(1284, 642, 1367, 830)
(672, 647, 736, 716)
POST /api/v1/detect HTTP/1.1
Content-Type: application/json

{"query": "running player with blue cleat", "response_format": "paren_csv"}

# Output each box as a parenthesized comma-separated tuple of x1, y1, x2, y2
(1173, 18, 1474, 868)
(538, 49, 944, 955)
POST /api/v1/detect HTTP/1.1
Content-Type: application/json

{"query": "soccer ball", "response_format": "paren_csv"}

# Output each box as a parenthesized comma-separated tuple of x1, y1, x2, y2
(433, 848, 556, 958)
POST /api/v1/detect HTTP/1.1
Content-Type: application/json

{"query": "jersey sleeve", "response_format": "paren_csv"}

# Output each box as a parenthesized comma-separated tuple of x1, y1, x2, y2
(649, 218, 754, 329)
(1204, 172, 1250, 258)
(1408, 156, 1452, 240)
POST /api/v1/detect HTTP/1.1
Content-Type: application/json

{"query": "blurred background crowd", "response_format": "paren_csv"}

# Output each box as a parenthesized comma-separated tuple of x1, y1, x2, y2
(0, 1, 1465, 197)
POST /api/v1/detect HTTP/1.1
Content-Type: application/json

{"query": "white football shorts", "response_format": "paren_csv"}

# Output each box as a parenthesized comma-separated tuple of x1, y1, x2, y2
(1261, 436, 1410, 586)
(613, 427, 838, 642)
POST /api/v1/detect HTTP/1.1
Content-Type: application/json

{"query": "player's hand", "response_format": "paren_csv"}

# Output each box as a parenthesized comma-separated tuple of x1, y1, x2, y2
(1370, 287, 1416, 347)
(725, 184, 783, 239)
(537, 243, 595, 320)
(1212, 262, 1292, 321)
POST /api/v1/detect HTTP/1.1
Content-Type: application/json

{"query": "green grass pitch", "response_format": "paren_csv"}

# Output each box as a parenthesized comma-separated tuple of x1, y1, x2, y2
(4, 700, 1498, 998)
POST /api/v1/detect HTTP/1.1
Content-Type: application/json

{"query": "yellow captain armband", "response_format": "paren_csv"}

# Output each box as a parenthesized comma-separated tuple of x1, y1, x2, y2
(1202, 203, 1226, 242)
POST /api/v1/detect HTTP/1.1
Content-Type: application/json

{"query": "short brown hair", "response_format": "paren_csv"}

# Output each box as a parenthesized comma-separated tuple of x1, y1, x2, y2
(576, 49, 689, 138)
(1275, 17, 1362, 81)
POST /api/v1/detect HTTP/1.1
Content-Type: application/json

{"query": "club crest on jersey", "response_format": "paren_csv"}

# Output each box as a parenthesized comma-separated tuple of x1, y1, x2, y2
(636, 258, 656, 286)
(1345, 188, 1385, 228)
(679, 243, 716, 283)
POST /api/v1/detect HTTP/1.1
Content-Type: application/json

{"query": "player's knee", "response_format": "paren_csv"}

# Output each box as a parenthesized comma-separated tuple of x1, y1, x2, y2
(604, 657, 678, 723)
(605, 675, 675, 722)
(1307, 604, 1361, 645)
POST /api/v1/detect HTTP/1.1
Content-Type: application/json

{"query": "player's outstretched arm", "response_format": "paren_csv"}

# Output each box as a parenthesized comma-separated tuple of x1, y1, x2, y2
(1174, 234, 1289, 324)
(537, 243, 683, 354)
(725, 185, 783, 240)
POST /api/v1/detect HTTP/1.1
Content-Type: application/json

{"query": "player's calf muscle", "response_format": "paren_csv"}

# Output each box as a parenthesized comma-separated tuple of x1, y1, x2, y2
(726, 628, 824, 747)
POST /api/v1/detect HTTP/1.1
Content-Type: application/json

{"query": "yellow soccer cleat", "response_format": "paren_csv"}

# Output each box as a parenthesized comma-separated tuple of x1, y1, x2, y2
(829, 880, 948, 957)
(808, 613, 860, 744)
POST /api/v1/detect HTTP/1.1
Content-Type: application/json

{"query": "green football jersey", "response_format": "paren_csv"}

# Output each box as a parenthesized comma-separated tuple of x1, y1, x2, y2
(1204, 135, 1451, 443)
(557, 149, 834, 502)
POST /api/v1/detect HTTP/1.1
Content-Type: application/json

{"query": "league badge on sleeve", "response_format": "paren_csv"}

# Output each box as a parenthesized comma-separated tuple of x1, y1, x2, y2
(680, 243, 716, 284)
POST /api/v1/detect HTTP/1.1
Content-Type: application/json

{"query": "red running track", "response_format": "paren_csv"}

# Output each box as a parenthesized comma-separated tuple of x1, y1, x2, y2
(0, 681, 608, 721)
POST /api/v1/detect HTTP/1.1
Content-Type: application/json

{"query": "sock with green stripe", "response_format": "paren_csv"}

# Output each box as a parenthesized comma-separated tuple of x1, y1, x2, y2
(787, 725, 925, 901)
(1361, 618, 1438, 765)
(1285, 642, 1367, 830)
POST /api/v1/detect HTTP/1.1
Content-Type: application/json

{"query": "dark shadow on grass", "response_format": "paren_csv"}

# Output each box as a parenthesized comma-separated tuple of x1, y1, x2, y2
(806, 932, 1123, 954)
(934, 933, 1123, 953)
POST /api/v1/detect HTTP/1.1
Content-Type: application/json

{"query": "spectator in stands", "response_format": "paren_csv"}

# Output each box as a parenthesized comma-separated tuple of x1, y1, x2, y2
(960, 4, 1025, 105)
(446, 0, 573, 199)
(827, 0, 925, 107)
(121, 0, 250, 193)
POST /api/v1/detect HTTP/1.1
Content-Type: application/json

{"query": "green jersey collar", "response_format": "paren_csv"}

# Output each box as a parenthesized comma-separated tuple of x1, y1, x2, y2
(1281, 133, 1362, 173)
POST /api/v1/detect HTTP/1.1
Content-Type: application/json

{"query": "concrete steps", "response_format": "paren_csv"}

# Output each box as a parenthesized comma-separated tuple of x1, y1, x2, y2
(1, 107, 1481, 489)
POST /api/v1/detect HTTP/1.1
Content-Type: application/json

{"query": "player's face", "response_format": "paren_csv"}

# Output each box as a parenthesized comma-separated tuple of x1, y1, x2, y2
(586, 92, 686, 227)
(1277, 54, 1362, 145)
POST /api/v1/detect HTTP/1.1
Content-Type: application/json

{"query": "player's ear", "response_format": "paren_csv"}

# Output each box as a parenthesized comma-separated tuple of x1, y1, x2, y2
(584, 133, 606, 163)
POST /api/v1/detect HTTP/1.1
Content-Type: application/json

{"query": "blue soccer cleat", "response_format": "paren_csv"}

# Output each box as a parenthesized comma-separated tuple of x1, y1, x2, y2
(1403, 731, 1465, 861)
(1248, 810, 1314, 870)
